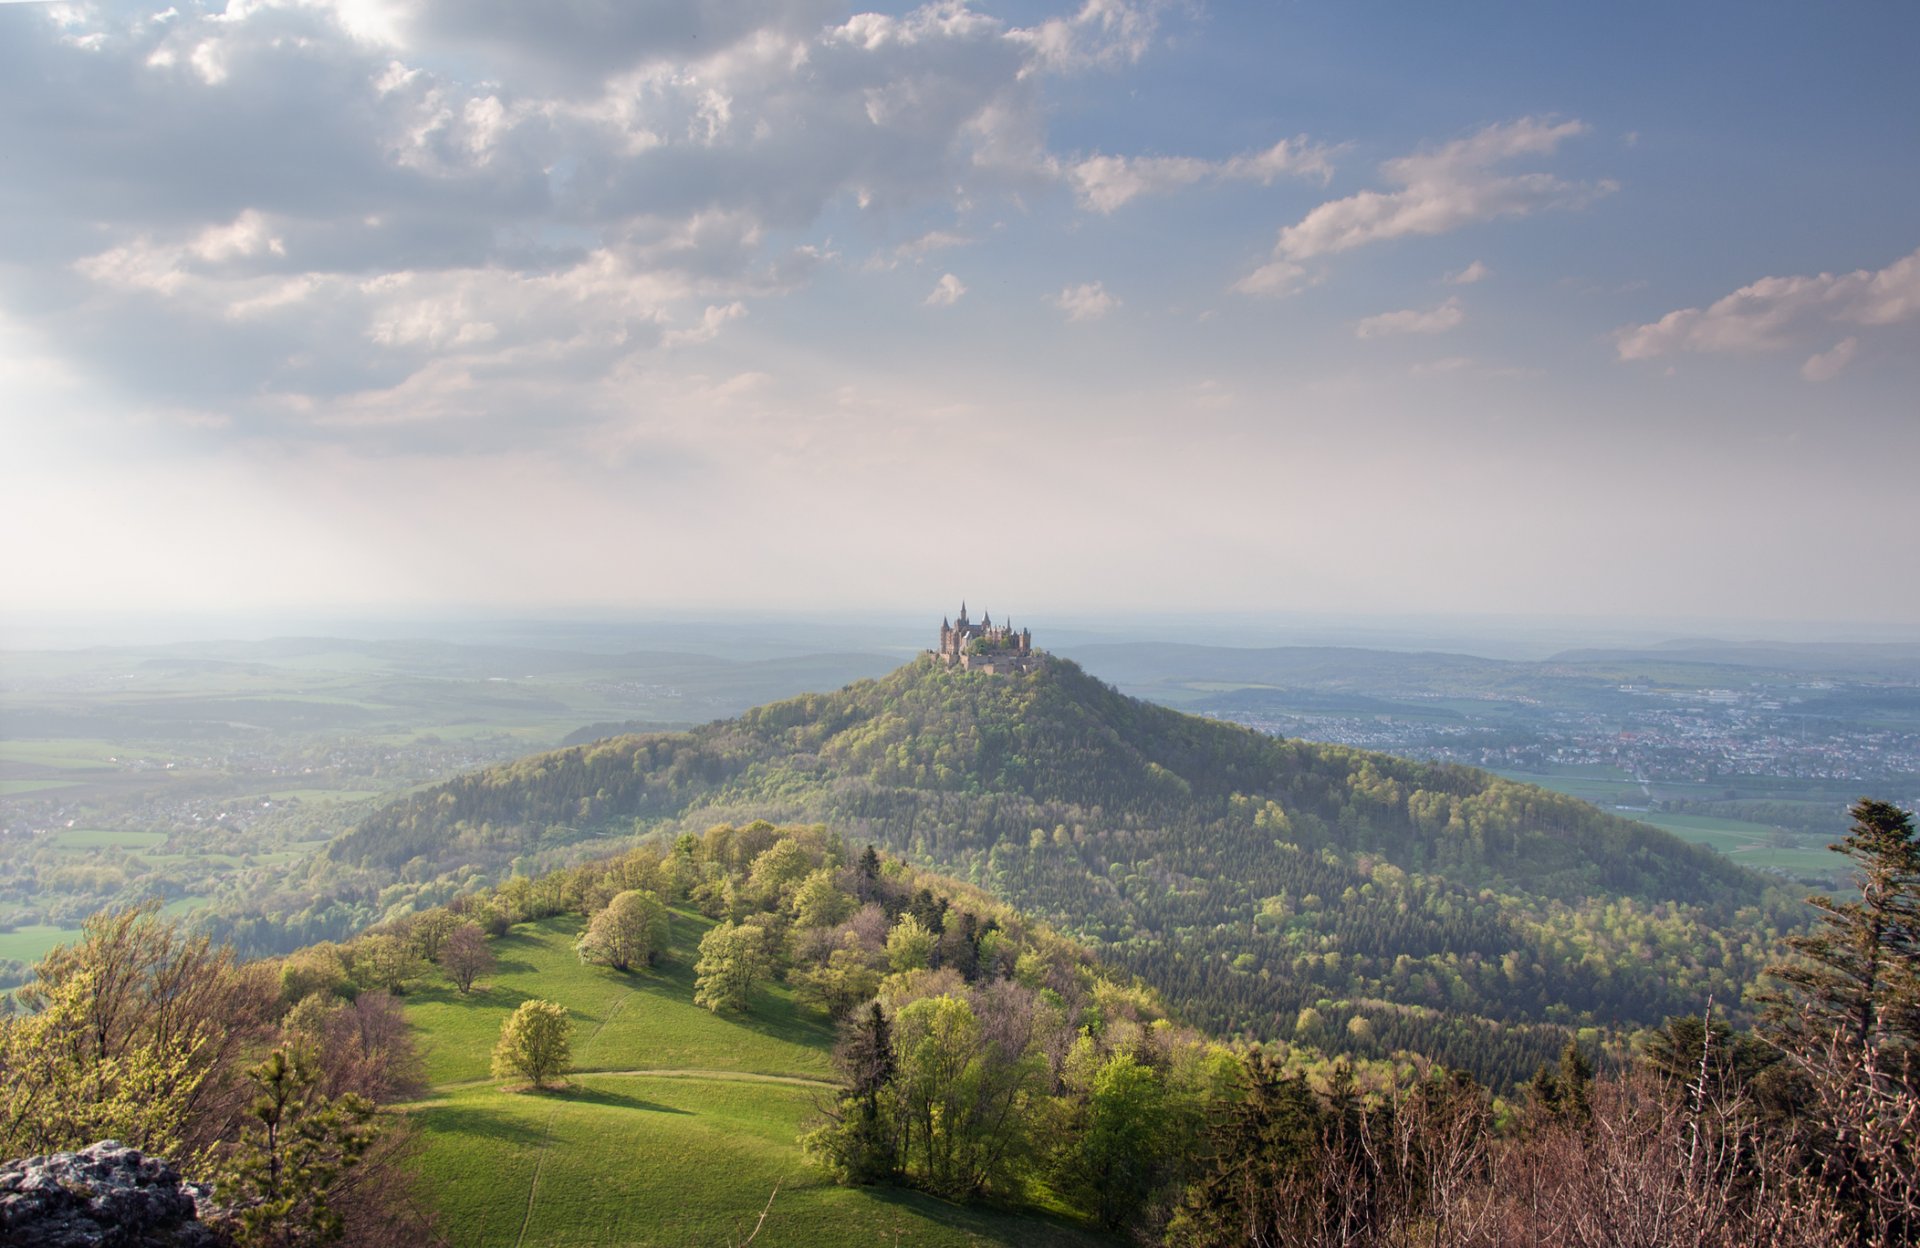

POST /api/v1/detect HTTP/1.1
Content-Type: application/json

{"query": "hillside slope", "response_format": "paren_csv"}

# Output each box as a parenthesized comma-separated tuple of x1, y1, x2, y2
(341, 657, 1801, 1085)
(402, 911, 1111, 1247)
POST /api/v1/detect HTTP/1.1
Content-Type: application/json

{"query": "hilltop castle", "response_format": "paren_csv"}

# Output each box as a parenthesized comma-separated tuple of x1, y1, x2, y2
(934, 603, 1042, 674)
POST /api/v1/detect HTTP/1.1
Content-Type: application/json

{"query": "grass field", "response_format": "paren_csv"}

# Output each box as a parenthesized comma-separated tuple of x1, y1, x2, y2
(1491, 766, 1842, 878)
(1631, 812, 1839, 876)
(0, 778, 82, 795)
(403, 915, 1110, 1247)
(49, 827, 170, 851)
(0, 924, 82, 963)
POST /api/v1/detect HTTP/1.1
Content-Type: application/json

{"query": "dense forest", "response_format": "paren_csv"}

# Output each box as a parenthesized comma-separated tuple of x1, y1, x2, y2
(296, 657, 1805, 1087)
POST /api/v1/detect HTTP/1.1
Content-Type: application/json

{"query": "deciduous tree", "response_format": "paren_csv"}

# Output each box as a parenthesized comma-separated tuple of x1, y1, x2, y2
(575, 889, 669, 973)
(439, 921, 494, 994)
(491, 999, 572, 1089)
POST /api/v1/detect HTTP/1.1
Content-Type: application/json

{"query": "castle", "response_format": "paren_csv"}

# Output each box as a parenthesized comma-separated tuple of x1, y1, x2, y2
(933, 603, 1042, 674)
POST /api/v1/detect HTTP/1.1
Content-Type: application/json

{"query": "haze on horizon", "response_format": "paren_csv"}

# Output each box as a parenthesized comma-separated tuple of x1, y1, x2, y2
(2, 0, 1916, 627)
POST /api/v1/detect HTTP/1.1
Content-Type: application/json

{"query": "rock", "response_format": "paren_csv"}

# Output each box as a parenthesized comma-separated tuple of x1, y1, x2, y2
(0, 1140, 221, 1246)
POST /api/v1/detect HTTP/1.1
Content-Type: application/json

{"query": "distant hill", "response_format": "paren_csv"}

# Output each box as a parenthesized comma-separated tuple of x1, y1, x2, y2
(334, 656, 1803, 1086)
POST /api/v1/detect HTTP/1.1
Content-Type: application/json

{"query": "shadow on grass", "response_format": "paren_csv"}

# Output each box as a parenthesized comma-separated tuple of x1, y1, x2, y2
(860, 1184, 1117, 1246)
(417, 1105, 547, 1146)
(555, 1083, 692, 1116)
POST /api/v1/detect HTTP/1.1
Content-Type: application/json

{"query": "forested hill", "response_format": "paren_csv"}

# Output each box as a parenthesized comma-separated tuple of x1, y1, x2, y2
(330, 656, 1801, 1086)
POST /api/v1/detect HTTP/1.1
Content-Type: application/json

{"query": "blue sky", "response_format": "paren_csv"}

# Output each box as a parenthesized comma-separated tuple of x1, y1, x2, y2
(2, 0, 1916, 625)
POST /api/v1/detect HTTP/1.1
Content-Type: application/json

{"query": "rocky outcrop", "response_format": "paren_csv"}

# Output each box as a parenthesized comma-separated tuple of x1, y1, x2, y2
(0, 1140, 221, 1246)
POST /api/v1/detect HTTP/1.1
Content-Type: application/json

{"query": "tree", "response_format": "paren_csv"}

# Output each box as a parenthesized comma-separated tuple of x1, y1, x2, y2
(789, 869, 855, 930)
(1053, 1051, 1173, 1228)
(491, 999, 572, 1089)
(404, 909, 461, 964)
(348, 934, 423, 996)
(886, 914, 936, 974)
(747, 838, 813, 906)
(439, 921, 494, 994)
(0, 967, 210, 1160)
(791, 942, 883, 1018)
(212, 1045, 378, 1247)
(575, 889, 669, 973)
(9, 902, 267, 1157)
(694, 921, 771, 1013)
(803, 1002, 900, 1184)
(1763, 799, 1920, 1063)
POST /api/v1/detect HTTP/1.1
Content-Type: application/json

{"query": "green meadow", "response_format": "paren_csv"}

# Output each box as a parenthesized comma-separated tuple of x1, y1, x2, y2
(402, 915, 1110, 1247)
(0, 924, 84, 964)
(1631, 811, 1839, 876)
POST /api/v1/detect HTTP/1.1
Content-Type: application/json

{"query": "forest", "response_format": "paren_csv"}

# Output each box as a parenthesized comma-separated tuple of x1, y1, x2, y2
(3, 805, 1914, 1246)
(300, 657, 1804, 1086)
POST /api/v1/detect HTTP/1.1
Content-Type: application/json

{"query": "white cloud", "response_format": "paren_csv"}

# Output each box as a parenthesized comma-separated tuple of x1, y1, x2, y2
(1355, 297, 1463, 339)
(1051, 280, 1117, 321)
(1070, 136, 1335, 213)
(1239, 117, 1611, 295)
(1615, 247, 1920, 379)
(1800, 338, 1859, 383)
(924, 273, 967, 306)
(663, 301, 747, 347)
(1009, 0, 1160, 73)
(9, 0, 1189, 444)
(1445, 259, 1490, 285)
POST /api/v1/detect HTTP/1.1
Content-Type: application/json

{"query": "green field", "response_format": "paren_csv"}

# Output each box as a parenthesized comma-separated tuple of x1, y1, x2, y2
(0, 924, 82, 964)
(0, 778, 82, 795)
(403, 916, 1109, 1247)
(1631, 812, 1840, 876)
(49, 827, 170, 851)
(1491, 766, 1842, 877)
(1491, 765, 1644, 807)
(0, 739, 145, 768)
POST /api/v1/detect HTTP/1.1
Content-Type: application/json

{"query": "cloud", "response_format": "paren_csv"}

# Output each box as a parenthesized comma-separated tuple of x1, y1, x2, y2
(1008, 0, 1161, 73)
(1355, 297, 1463, 339)
(1800, 337, 1859, 383)
(1070, 136, 1335, 212)
(1615, 247, 1920, 380)
(1445, 259, 1490, 285)
(868, 229, 972, 270)
(663, 301, 747, 347)
(0, 0, 1173, 446)
(1238, 117, 1611, 295)
(924, 273, 967, 306)
(1052, 280, 1117, 321)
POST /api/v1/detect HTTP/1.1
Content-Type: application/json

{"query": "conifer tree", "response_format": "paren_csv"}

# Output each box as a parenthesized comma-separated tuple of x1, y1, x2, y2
(1763, 799, 1920, 1065)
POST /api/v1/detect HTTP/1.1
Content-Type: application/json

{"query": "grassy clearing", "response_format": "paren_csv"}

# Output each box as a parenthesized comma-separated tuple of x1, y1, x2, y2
(403, 916, 1106, 1247)
(0, 924, 82, 964)
(259, 788, 390, 804)
(50, 828, 170, 851)
(1493, 765, 1644, 806)
(1631, 812, 1839, 876)
(0, 739, 140, 768)
(0, 778, 82, 795)
(405, 912, 832, 1088)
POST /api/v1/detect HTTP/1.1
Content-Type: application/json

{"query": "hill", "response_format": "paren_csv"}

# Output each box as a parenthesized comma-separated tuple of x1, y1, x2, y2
(332, 656, 1802, 1086)
(401, 910, 1110, 1247)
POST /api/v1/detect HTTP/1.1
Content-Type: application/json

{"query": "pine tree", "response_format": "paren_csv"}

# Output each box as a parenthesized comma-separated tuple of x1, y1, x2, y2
(1763, 799, 1920, 1065)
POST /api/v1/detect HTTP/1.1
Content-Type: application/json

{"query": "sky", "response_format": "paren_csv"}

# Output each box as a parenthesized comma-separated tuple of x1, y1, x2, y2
(3, 0, 1918, 629)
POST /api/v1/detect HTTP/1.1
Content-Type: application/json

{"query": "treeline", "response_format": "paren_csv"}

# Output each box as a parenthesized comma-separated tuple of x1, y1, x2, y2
(806, 799, 1919, 1247)
(306, 657, 1801, 1086)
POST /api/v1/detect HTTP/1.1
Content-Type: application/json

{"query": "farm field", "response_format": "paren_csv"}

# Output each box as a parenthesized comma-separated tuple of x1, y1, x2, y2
(0, 923, 84, 963)
(402, 915, 1109, 1247)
